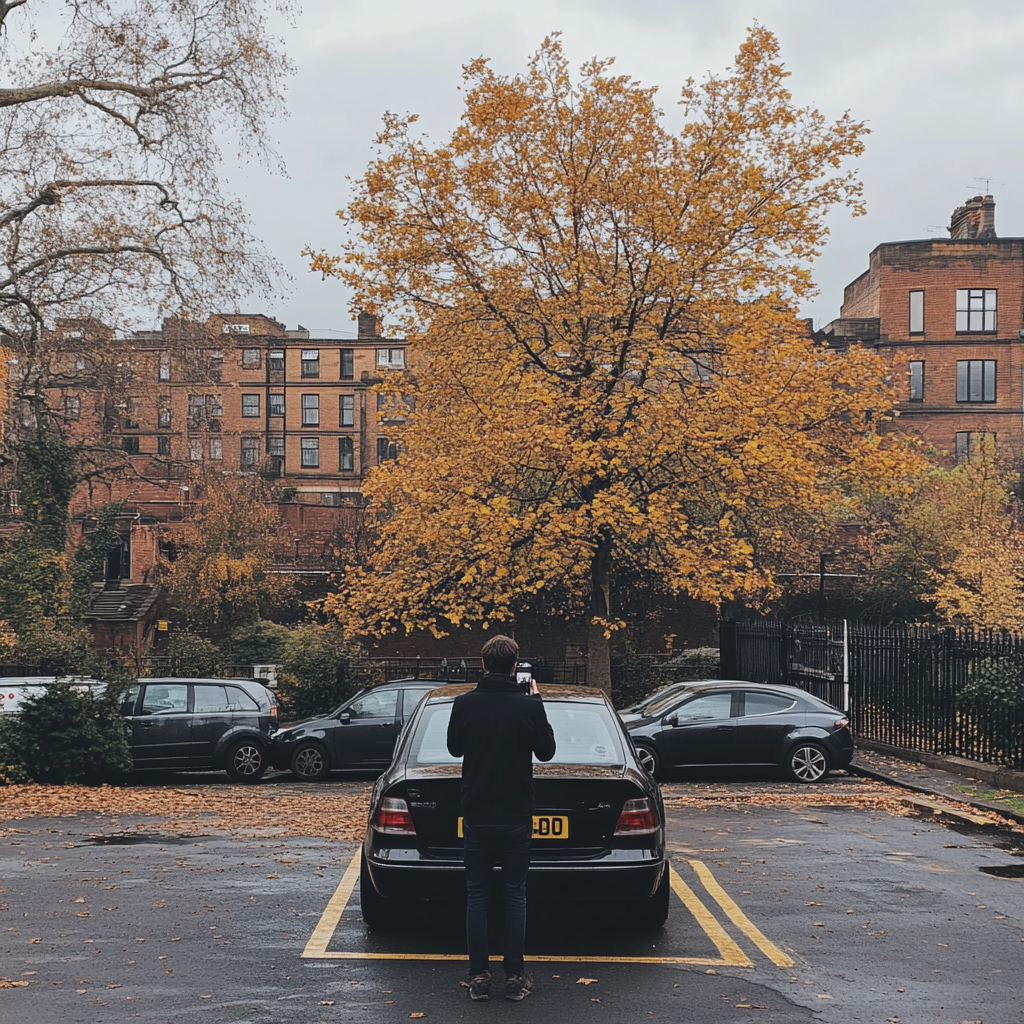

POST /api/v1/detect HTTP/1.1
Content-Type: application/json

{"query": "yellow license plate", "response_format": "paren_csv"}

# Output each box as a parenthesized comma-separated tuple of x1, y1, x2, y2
(457, 815, 570, 840)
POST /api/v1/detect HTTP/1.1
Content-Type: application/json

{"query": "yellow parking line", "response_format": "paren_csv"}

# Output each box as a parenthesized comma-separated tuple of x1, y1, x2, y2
(302, 849, 362, 958)
(668, 867, 751, 967)
(688, 860, 794, 968)
(301, 853, 755, 967)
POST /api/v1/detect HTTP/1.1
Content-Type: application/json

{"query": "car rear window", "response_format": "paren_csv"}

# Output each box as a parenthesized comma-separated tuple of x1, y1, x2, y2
(409, 700, 624, 767)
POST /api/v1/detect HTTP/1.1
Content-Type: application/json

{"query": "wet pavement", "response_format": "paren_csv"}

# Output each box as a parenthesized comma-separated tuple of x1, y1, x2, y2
(2, 776, 1023, 1023)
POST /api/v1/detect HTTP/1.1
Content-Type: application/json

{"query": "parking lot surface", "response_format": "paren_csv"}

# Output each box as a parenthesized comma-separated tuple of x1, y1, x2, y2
(1, 775, 1022, 1023)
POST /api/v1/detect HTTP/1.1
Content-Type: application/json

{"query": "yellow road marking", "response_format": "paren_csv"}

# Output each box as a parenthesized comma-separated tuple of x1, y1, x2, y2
(302, 848, 362, 958)
(301, 853, 774, 968)
(688, 859, 794, 968)
(668, 867, 751, 967)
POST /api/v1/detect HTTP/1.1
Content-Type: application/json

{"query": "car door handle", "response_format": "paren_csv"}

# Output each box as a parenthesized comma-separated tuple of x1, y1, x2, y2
(380, 722, 392, 728)
(140, 722, 154, 728)
(715, 725, 732, 730)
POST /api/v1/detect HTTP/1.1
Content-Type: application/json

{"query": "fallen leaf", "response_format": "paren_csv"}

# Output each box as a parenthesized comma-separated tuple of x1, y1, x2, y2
(72, 897, 86, 904)
(266, 873, 279, 879)
(736, 1004, 768, 1010)
(0, 980, 30, 988)
(409, 1014, 426, 1019)
(705, 969, 717, 975)
(107, 984, 121, 989)
(28, 938, 41, 944)
(319, 1000, 335, 1005)
(804, 902, 822, 906)
(591, 997, 601, 1003)
(577, 977, 598, 985)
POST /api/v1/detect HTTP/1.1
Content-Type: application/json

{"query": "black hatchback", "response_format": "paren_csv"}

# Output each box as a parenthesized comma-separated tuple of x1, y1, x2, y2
(120, 678, 278, 782)
(270, 678, 447, 780)
(623, 681, 853, 782)
(360, 685, 669, 930)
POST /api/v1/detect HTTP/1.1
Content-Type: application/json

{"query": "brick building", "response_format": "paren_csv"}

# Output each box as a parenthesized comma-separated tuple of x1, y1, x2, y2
(818, 194, 1024, 462)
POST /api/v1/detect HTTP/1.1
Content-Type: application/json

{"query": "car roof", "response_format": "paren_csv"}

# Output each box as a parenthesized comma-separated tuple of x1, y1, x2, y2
(141, 677, 271, 693)
(673, 680, 817, 698)
(423, 684, 609, 703)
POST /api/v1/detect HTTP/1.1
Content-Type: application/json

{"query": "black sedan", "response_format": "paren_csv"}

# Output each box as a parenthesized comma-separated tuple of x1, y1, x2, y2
(271, 678, 444, 780)
(360, 685, 668, 929)
(623, 681, 852, 783)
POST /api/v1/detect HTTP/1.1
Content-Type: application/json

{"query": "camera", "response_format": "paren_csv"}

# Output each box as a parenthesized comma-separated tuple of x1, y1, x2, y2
(515, 661, 532, 693)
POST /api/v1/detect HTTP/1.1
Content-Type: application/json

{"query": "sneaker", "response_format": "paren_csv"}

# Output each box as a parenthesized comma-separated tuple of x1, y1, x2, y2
(505, 973, 533, 1001)
(468, 972, 492, 1001)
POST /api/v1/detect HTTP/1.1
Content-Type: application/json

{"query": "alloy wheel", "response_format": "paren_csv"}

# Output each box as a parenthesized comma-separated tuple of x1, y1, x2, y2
(790, 745, 827, 782)
(232, 744, 263, 776)
(635, 746, 657, 775)
(295, 746, 325, 778)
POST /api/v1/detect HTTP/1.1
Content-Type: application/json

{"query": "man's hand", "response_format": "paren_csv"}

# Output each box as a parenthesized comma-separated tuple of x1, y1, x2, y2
(529, 679, 540, 696)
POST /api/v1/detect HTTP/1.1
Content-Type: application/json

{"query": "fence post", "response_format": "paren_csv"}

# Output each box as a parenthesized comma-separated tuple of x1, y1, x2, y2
(843, 619, 850, 713)
(779, 621, 789, 685)
(719, 620, 738, 679)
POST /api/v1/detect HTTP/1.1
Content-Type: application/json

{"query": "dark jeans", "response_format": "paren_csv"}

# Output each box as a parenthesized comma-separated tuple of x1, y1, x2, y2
(463, 817, 532, 977)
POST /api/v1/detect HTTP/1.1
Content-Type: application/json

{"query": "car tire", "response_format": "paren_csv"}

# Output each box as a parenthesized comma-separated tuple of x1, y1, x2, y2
(359, 850, 406, 928)
(632, 864, 670, 931)
(291, 742, 330, 782)
(634, 743, 661, 779)
(225, 740, 267, 783)
(787, 742, 830, 784)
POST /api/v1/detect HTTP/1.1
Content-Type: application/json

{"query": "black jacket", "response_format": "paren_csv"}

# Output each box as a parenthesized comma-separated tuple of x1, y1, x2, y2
(446, 673, 556, 821)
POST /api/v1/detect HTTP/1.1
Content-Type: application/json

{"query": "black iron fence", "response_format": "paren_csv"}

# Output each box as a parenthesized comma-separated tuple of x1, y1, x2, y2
(721, 619, 1024, 770)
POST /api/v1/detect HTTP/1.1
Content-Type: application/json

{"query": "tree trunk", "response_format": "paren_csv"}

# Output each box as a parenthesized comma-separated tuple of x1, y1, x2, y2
(588, 536, 613, 694)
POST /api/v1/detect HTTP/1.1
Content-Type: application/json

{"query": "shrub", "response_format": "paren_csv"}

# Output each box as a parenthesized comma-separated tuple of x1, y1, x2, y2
(0, 715, 29, 784)
(664, 647, 721, 682)
(610, 645, 665, 710)
(163, 631, 222, 678)
(16, 680, 133, 784)
(221, 621, 291, 667)
(276, 625, 381, 721)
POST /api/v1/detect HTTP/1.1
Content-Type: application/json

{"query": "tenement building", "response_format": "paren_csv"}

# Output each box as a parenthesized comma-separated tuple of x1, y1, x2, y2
(818, 194, 1024, 462)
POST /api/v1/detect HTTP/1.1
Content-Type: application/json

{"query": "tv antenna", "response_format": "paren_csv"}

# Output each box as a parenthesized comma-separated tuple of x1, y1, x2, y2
(967, 177, 997, 194)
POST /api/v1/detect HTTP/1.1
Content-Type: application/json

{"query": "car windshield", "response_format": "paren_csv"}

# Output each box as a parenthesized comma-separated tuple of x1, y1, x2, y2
(632, 683, 695, 715)
(410, 700, 625, 767)
(640, 685, 700, 718)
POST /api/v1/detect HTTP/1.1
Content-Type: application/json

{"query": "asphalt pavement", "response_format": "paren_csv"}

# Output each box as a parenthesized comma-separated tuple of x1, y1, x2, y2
(2, 776, 1023, 1024)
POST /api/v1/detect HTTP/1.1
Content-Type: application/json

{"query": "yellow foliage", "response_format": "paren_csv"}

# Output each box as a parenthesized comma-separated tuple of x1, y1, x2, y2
(310, 30, 924, 682)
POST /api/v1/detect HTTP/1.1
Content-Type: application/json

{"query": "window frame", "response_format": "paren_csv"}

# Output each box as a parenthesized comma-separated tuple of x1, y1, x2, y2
(340, 348, 354, 379)
(269, 393, 285, 417)
(301, 393, 320, 426)
(909, 290, 924, 335)
(300, 437, 319, 468)
(241, 393, 261, 418)
(908, 360, 925, 402)
(956, 359, 997, 403)
(158, 352, 171, 381)
(157, 435, 171, 456)
(955, 288, 997, 334)
(339, 435, 354, 471)
(268, 349, 285, 372)
(340, 394, 355, 427)
(301, 349, 320, 378)
(241, 347, 261, 369)
(240, 436, 260, 468)
(208, 437, 223, 461)
(956, 430, 996, 463)
(64, 395, 81, 421)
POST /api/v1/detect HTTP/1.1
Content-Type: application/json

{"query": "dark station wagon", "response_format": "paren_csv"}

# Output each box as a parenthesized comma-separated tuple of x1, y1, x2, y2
(360, 685, 669, 930)
(120, 678, 278, 782)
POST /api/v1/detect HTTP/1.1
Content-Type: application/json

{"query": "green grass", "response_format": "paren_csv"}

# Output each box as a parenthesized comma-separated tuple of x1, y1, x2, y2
(947, 781, 1024, 817)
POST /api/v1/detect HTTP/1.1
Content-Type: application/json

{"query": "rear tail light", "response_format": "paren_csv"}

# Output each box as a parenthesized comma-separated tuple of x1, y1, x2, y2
(372, 797, 417, 835)
(835, 718, 849, 730)
(613, 797, 659, 836)
(270, 705, 279, 723)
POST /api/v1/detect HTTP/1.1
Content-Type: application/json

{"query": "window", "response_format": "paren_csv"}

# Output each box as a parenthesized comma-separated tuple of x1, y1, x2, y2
(956, 289, 997, 333)
(187, 394, 222, 427)
(124, 399, 141, 429)
(340, 394, 354, 426)
(193, 685, 231, 713)
(377, 437, 397, 463)
(140, 683, 188, 715)
(242, 348, 260, 369)
(340, 348, 354, 379)
(268, 436, 285, 456)
(301, 394, 320, 425)
(189, 439, 202, 462)
(157, 435, 171, 456)
(208, 438, 223, 460)
(64, 395, 81, 421)
(956, 430, 996, 463)
(674, 692, 733, 722)
(268, 349, 285, 371)
(377, 348, 406, 370)
(225, 686, 259, 711)
(321, 492, 340, 506)
(121, 436, 140, 455)
(75, 357, 86, 371)
(221, 322, 250, 334)
(301, 349, 320, 377)
(241, 437, 260, 467)
(339, 436, 354, 471)
(909, 290, 924, 334)
(956, 359, 996, 402)
(242, 393, 261, 417)
(301, 437, 319, 467)
(269, 393, 285, 416)
(158, 352, 171, 381)
(158, 400, 171, 429)
(346, 689, 398, 719)
(207, 349, 224, 381)
(909, 361, 924, 402)
(742, 692, 797, 717)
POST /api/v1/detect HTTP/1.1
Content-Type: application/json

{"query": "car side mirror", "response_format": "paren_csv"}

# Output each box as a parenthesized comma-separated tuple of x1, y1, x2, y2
(665, 713, 678, 727)
(339, 710, 351, 723)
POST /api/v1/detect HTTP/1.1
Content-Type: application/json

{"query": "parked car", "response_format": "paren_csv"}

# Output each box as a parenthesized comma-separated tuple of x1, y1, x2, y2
(120, 678, 278, 783)
(271, 678, 447, 780)
(0, 676, 105, 715)
(360, 684, 668, 929)
(623, 680, 852, 782)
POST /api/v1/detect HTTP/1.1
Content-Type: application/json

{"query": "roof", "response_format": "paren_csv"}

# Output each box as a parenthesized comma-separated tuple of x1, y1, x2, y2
(84, 583, 161, 622)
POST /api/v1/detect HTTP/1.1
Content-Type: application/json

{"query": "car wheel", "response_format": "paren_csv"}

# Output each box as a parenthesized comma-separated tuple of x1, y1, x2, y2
(359, 850, 406, 928)
(634, 743, 661, 779)
(787, 742, 830, 783)
(291, 742, 330, 782)
(225, 740, 267, 783)
(632, 864, 670, 931)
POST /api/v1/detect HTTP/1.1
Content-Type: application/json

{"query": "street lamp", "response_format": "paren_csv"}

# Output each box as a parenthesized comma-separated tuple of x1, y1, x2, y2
(818, 549, 838, 624)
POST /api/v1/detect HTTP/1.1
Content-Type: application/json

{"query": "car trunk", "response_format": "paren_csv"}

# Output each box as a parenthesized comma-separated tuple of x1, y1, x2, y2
(397, 764, 641, 859)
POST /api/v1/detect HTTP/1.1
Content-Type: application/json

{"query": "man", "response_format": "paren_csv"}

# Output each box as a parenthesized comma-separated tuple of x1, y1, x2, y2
(446, 634, 556, 1002)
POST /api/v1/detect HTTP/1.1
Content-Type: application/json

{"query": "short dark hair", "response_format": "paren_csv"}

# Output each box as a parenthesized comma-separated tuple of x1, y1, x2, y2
(481, 634, 519, 674)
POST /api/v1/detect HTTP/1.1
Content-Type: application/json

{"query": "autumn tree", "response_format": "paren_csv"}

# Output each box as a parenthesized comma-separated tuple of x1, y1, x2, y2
(311, 30, 923, 690)
(0, 0, 293, 440)
(161, 471, 294, 635)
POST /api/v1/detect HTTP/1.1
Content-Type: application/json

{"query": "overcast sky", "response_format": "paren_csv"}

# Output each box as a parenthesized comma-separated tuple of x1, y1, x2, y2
(235, 0, 1024, 337)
